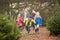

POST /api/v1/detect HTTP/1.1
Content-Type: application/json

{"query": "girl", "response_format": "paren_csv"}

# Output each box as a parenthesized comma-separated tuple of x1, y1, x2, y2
(34, 12, 42, 33)
(16, 14, 24, 30)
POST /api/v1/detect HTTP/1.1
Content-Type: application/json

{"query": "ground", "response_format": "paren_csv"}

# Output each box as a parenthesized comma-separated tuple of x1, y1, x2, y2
(18, 27, 60, 40)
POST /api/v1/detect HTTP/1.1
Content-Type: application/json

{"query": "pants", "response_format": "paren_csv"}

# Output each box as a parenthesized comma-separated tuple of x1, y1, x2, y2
(26, 26, 30, 34)
(35, 24, 39, 32)
(32, 24, 35, 30)
(19, 26, 24, 30)
(31, 23, 35, 30)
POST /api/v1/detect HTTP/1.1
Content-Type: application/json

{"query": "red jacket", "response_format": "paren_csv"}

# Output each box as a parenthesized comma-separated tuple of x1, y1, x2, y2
(16, 17, 23, 27)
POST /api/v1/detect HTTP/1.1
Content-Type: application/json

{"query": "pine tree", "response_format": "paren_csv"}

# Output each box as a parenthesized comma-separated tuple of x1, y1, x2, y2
(0, 14, 21, 40)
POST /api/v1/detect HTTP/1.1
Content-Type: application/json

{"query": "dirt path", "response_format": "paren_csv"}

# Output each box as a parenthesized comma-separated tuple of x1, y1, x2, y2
(18, 27, 60, 40)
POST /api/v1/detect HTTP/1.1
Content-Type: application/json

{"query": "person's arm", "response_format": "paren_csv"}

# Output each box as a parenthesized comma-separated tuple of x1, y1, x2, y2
(32, 19, 36, 24)
(40, 17, 42, 25)
(23, 19, 28, 26)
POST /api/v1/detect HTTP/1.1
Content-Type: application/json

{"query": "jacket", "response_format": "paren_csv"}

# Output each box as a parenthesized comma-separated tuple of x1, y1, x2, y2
(24, 18, 36, 26)
(16, 17, 23, 27)
(35, 16, 42, 25)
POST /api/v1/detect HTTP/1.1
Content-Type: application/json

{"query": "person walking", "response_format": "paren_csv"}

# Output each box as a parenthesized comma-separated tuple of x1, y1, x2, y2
(34, 12, 42, 33)
(23, 7, 30, 20)
(24, 16, 36, 34)
(16, 14, 24, 30)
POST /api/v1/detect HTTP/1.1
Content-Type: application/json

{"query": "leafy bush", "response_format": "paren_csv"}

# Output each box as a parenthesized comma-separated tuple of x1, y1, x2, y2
(0, 14, 21, 40)
(46, 13, 60, 35)
(46, 6, 60, 35)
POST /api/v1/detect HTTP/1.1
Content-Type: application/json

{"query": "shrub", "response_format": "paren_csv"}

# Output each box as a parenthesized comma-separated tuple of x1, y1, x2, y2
(0, 14, 21, 40)
(46, 6, 60, 35)
(46, 12, 60, 35)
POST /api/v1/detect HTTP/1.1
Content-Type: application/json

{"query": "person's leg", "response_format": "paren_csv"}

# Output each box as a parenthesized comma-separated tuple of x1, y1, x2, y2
(20, 26, 22, 30)
(35, 28, 39, 32)
(28, 26, 30, 34)
(26, 26, 28, 32)
(35, 25, 37, 32)
(18, 26, 22, 33)
(35, 24, 39, 33)
(32, 24, 35, 30)
(26, 26, 30, 34)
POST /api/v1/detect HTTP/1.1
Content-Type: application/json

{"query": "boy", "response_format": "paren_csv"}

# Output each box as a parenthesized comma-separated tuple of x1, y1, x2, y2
(24, 16, 36, 34)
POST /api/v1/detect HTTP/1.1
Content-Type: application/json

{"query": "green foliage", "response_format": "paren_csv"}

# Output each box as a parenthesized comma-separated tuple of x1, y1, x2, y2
(46, 8, 60, 35)
(0, 14, 21, 40)
(0, 0, 22, 13)
(58, 0, 60, 5)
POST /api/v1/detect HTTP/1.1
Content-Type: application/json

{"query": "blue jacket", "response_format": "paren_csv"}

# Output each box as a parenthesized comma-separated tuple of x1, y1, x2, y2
(35, 16, 42, 25)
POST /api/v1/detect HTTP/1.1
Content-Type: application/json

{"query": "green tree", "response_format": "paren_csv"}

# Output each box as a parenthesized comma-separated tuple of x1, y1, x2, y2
(0, 14, 21, 40)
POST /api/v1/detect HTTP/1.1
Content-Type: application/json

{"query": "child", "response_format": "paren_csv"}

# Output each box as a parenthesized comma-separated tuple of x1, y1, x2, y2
(24, 16, 36, 34)
(34, 12, 42, 33)
(16, 14, 24, 30)
(30, 10, 36, 19)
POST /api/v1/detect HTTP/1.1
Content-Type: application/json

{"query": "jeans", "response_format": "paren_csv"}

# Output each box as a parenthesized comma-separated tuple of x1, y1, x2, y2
(19, 26, 24, 30)
(26, 26, 30, 34)
(35, 24, 39, 32)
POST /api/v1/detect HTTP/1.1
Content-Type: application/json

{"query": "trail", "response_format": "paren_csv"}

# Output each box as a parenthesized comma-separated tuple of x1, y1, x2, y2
(18, 27, 60, 40)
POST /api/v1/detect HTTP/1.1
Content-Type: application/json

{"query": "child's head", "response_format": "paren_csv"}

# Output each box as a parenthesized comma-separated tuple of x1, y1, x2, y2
(17, 14, 21, 19)
(32, 10, 36, 14)
(36, 12, 40, 16)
